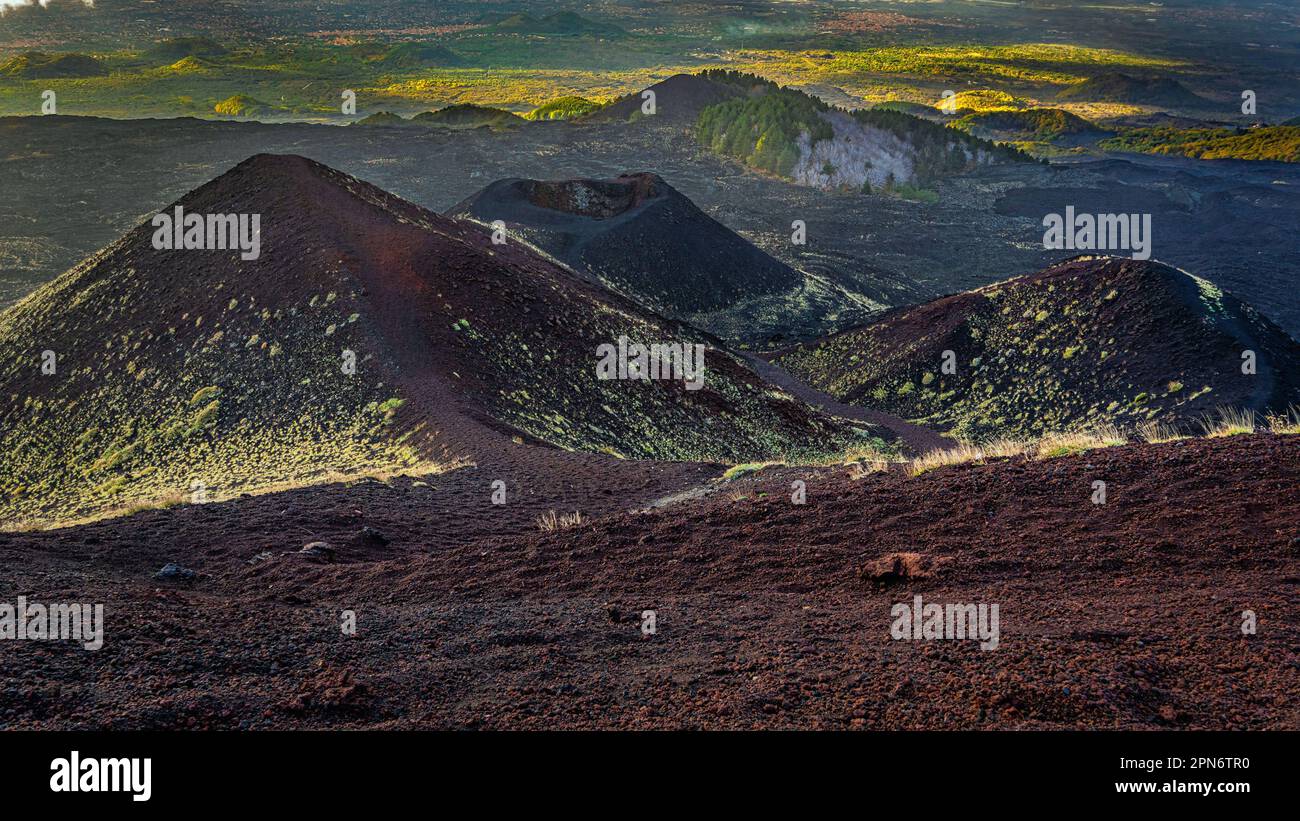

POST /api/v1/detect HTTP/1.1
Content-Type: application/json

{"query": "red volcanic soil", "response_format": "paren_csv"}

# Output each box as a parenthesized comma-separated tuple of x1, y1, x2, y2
(1, 434, 1295, 730)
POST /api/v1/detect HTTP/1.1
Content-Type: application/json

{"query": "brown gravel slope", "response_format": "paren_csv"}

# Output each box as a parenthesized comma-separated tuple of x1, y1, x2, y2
(0, 434, 1295, 730)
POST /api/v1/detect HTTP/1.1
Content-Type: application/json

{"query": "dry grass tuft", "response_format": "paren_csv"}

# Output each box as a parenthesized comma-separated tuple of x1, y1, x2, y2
(908, 425, 1130, 476)
(841, 442, 904, 478)
(1265, 406, 1300, 435)
(1136, 420, 1187, 444)
(839, 443, 894, 464)
(1202, 407, 1256, 438)
(721, 461, 783, 481)
(537, 510, 586, 532)
(909, 442, 985, 476)
(1033, 424, 1127, 458)
(117, 491, 189, 518)
(908, 438, 1030, 476)
(848, 459, 892, 479)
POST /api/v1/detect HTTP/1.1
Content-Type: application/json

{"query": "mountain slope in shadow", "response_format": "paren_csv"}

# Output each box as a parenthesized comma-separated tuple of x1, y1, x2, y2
(448, 171, 801, 314)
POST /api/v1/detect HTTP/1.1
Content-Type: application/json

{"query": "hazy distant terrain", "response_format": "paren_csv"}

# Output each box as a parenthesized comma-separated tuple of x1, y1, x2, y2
(3, 0, 1298, 121)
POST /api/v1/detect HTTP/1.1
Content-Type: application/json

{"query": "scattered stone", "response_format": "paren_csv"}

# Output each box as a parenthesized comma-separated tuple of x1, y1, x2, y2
(154, 562, 196, 582)
(298, 541, 336, 562)
(355, 526, 389, 547)
(861, 552, 941, 588)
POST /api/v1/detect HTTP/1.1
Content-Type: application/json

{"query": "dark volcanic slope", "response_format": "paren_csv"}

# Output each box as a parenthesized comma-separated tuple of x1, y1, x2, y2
(410, 104, 522, 129)
(487, 11, 627, 38)
(586, 73, 745, 126)
(1057, 73, 1210, 109)
(777, 256, 1300, 440)
(0, 154, 856, 525)
(0, 51, 108, 79)
(357, 105, 523, 130)
(448, 171, 801, 314)
(1, 433, 1294, 729)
